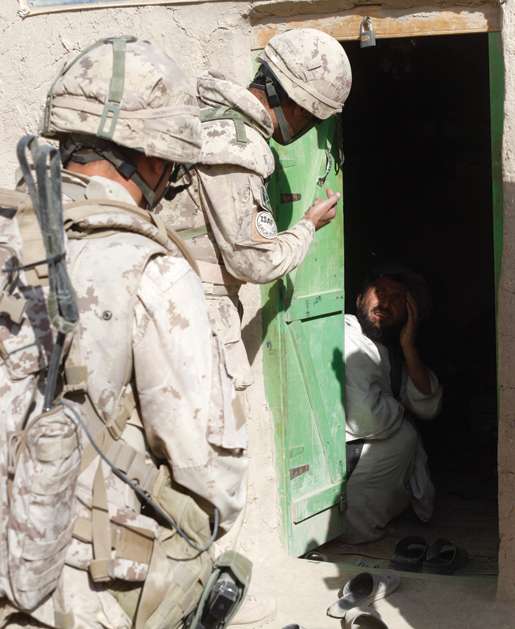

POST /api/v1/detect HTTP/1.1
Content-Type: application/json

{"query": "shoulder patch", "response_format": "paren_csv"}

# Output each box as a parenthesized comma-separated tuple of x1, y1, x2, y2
(255, 211, 277, 240)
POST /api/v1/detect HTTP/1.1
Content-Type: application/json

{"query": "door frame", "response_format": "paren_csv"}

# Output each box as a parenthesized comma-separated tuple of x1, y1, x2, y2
(257, 13, 504, 556)
(251, 4, 501, 50)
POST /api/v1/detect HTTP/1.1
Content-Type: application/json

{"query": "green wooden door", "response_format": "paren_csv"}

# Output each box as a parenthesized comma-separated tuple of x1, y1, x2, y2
(488, 31, 504, 298)
(262, 119, 346, 556)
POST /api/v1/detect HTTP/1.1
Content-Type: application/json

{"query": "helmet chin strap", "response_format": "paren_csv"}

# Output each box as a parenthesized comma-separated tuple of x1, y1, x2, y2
(263, 74, 294, 145)
(261, 66, 318, 145)
(60, 135, 159, 208)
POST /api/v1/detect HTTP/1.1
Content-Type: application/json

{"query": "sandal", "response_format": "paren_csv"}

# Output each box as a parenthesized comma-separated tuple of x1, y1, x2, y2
(327, 572, 400, 619)
(281, 626, 331, 629)
(389, 536, 428, 572)
(345, 607, 389, 628)
(423, 538, 469, 574)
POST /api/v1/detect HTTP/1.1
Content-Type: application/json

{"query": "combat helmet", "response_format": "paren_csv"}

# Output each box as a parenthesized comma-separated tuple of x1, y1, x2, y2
(42, 36, 201, 208)
(255, 28, 352, 143)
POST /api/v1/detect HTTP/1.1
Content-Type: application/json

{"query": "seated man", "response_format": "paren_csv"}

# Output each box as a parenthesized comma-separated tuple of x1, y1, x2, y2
(342, 265, 442, 543)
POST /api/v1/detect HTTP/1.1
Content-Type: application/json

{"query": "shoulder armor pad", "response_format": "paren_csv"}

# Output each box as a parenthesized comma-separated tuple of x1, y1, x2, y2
(199, 120, 275, 179)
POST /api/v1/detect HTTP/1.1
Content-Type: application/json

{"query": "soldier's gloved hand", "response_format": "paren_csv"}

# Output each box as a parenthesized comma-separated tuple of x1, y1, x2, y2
(304, 188, 340, 231)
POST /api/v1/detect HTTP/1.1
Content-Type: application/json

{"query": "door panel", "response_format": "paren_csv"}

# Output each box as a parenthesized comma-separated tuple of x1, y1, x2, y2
(262, 118, 346, 556)
(488, 31, 503, 297)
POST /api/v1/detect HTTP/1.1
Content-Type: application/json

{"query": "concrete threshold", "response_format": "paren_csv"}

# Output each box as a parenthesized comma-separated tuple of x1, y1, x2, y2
(231, 556, 514, 629)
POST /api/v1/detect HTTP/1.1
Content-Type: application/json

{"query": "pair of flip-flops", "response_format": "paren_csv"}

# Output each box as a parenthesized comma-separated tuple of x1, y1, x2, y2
(390, 536, 468, 574)
(283, 612, 389, 629)
(282, 611, 387, 629)
(326, 572, 400, 627)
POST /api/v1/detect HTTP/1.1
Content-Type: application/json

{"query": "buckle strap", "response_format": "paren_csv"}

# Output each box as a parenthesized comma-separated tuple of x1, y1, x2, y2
(73, 516, 154, 566)
(106, 439, 159, 493)
(64, 364, 88, 392)
(16, 202, 49, 284)
(107, 388, 135, 440)
(89, 558, 111, 583)
(176, 226, 209, 240)
(199, 106, 252, 146)
(90, 462, 111, 583)
(97, 37, 134, 140)
(77, 388, 157, 494)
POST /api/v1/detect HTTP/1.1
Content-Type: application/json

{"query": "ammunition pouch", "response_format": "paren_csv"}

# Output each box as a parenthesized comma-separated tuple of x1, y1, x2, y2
(8, 404, 82, 611)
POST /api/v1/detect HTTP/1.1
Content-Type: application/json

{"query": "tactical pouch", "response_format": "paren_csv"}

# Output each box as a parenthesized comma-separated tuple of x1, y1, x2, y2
(7, 404, 82, 611)
(110, 469, 215, 629)
(186, 551, 252, 629)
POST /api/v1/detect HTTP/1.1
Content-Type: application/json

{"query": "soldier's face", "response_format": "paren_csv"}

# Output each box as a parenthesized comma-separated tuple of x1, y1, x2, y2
(273, 100, 318, 145)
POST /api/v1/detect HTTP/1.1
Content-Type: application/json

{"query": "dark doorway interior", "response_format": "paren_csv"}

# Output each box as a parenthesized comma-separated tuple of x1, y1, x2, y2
(332, 33, 498, 573)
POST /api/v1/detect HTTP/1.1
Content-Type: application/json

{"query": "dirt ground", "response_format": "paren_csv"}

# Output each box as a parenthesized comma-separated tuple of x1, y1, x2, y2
(232, 557, 515, 629)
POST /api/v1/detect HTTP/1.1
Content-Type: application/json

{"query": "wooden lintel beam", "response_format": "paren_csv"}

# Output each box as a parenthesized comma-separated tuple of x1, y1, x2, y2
(252, 6, 501, 49)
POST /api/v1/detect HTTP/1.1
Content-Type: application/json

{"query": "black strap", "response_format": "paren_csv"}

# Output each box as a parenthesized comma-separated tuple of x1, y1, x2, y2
(388, 345, 403, 400)
(17, 134, 79, 411)
(346, 439, 365, 479)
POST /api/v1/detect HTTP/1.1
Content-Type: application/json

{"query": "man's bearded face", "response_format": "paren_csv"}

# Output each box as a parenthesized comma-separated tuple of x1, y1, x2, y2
(356, 277, 408, 344)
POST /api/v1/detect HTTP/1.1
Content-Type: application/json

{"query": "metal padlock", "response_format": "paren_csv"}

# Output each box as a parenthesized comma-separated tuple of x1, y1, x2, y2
(360, 16, 376, 48)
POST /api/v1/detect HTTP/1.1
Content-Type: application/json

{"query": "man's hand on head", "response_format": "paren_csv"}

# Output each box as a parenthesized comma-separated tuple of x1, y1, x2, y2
(400, 293, 419, 353)
(304, 188, 340, 231)
(400, 294, 432, 395)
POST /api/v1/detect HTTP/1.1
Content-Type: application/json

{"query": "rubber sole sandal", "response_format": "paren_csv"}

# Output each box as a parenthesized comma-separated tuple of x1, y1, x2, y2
(423, 538, 469, 575)
(327, 572, 400, 619)
(303, 550, 327, 562)
(281, 626, 333, 629)
(345, 607, 389, 629)
(389, 536, 428, 572)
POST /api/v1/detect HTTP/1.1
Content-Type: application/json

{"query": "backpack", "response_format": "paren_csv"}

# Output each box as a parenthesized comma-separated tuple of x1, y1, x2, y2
(0, 137, 82, 611)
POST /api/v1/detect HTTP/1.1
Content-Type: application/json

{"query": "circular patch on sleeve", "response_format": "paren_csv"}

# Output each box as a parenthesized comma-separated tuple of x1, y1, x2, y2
(255, 211, 278, 239)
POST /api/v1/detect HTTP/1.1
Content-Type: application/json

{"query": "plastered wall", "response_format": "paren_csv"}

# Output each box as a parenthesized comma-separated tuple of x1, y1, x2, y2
(0, 0, 282, 566)
(7, 0, 285, 572)
(0, 1, 252, 187)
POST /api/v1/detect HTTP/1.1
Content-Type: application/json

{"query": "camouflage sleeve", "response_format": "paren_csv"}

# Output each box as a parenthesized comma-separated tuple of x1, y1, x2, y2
(197, 165, 315, 284)
(132, 255, 246, 530)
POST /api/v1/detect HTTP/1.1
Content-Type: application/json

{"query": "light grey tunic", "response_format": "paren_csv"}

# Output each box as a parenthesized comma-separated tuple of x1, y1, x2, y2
(342, 315, 442, 543)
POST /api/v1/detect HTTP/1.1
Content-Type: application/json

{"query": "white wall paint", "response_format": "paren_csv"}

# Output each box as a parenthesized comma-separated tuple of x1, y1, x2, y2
(0, 1, 252, 186)
(0, 0, 281, 566)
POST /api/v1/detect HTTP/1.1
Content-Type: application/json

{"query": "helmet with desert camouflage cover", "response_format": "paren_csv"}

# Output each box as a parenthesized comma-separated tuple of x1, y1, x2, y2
(41, 36, 201, 207)
(255, 28, 351, 143)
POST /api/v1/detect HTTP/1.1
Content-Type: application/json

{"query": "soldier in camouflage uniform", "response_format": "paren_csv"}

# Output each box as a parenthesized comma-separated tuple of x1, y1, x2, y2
(161, 27, 352, 432)
(1, 37, 246, 628)
(159, 31, 351, 624)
